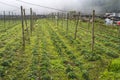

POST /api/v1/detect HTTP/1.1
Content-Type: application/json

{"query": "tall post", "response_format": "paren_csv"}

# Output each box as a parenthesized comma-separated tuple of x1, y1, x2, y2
(57, 12, 59, 26)
(12, 12, 14, 24)
(23, 9, 30, 44)
(62, 13, 64, 28)
(30, 8, 33, 35)
(66, 13, 69, 33)
(9, 11, 11, 25)
(15, 13, 16, 24)
(21, 6, 25, 50)
(52, 13, 54, 21)
(3, 11, 6, 32)
(91, 10, 95, 51)
(88, 14, 90, 30)
(118, 23, 120, 47)
(74, 12, 80, 40)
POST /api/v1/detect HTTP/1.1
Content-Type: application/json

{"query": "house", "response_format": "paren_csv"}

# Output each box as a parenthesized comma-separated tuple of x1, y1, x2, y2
(105, 13, 120, 17)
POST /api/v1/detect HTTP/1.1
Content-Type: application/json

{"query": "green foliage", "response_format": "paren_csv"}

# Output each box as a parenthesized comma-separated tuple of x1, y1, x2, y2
(0, 66, 5, 77)
(106, 51, 119, 58)
(67, 71, 77, 79)
(81, 49, 89, 55)
(82, 70, 90, 80)
(66, 65, 77, 79)
(41, 74, 51, 80)
(84, 52, 101, 61)
(1, 60, 12, 67)
(0, 19, 119, 80)
(108, 59, 120, 72)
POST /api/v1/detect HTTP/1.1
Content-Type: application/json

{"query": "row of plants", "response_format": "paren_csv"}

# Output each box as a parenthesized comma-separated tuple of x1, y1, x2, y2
(46, 18, 120, 79)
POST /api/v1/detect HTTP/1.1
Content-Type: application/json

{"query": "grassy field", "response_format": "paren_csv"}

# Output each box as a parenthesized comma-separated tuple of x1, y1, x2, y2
(0, 19, 120, 80)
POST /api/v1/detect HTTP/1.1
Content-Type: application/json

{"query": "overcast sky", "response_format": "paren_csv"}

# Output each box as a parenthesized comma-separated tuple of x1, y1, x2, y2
(0, 0, 96, 14)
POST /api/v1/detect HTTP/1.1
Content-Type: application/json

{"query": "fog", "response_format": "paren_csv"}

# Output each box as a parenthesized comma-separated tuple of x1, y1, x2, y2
(0, 0, 119, 15)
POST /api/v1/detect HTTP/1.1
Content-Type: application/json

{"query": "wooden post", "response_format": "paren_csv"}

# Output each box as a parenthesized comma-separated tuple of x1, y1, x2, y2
(3, 11, 6, 32)
(23, 9, 30, 44)
(21, 6, 25, 50)
(74, 12, 80, 40)
(30, 8, 33, 35)
(91, 10, 95, 51)
(57, 12, 59, 26)
(15, 13, 16, 24)
(9, 11, 10, 25)
(62, 13, 64, 28)
(118, 24, 120, 47)
(52, 13, 54, 21)
(88, 14, 90, 30)
(66, 13, 69, 33)
(12, 12, 14, 24)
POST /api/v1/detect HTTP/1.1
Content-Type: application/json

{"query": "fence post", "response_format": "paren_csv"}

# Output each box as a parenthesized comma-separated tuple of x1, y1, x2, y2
(66, 13, 69, 33)
(74, 12, 80, 40)
(30, 8, 33, 35)
(91, 10, 95, 51)
(9, 11, 10, 25)
(12, 12, 14, 24)
(57, 12, 59, 26)
(14, 13, 16, 24)
(88, 14, 90, 30)
(23, 9, 30, 44)
(21, 6, 25, 50)
(62, 13, 64, 28)
(3, 11, 6, 32)
(118, 24, 120, 47)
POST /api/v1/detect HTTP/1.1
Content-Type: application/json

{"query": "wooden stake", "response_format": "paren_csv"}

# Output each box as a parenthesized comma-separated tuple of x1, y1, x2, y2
(66, 13, 69, 33)
(21, 6, 25, 50)
(57, 12, 59, 26)
(3, 11, 6, 31)
(118, 25, 120, 47)
(62, 13, 64, 28)
(88, 14, 90, 30)
(74, 12, 80, 40)
(23, 9, 30, 43)
(12, 12, 14, 24)
(30, 8, 33, 35)
(91, 10, 95, 51)
(9, 11, 10, 25)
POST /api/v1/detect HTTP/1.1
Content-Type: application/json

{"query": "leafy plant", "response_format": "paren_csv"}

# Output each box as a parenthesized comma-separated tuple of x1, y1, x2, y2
(108, 59, 120, 72)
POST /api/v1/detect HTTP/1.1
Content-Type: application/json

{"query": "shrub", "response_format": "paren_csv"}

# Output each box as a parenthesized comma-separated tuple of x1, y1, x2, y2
(84, 52, 101, 61)
(0, 66, 5, 77)
(81, 49, 88, 55)
(1, 60, 12, 67)
(41, 74, 51, 80)
(108, 59, 120, 73)
(67, 72, 77, 79)
(68, 54, 76, 60)
(82, 70, 90, 80)
(66, 51, 73, 55)
(106, 51, 119, 58)
(66, 65, 73, 73)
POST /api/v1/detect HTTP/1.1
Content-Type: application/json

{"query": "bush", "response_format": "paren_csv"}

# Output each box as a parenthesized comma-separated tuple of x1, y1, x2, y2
(82, 70, 90, 80)
(0, 66, 5, 77)
(66, 65, 73, 73)
(68, 54, 76, 60)
(108, 59, 120, 73)
(67, 72, 77, 79)
(1, 60, 12, 67)
(66, 51, 73, 55)
(41, 74, 51, 80)
(106, 51, 119, 58)
(84, 52, 101, 61)
(81, 49, 88, 55)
